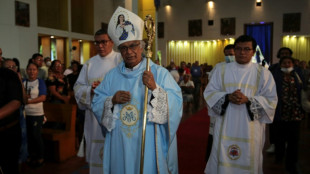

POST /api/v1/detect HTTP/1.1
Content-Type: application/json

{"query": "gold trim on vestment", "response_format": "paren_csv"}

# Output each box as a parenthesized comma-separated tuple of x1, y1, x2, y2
(222, 136, 250, 142)
(90, 163, 103, 167)
(224, 83, 257, 91)
(219, 162, 251, 170)
(250, 122, 255, 174)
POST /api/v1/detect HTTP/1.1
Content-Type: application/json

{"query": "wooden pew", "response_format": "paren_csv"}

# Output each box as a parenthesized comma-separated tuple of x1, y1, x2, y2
(42, 103, 77, 162)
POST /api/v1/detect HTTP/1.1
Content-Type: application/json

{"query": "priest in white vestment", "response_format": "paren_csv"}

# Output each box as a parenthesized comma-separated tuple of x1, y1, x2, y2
(91, 7, 182, 174)
(204, 35, 278, 174)
(74, 29, 122, 174)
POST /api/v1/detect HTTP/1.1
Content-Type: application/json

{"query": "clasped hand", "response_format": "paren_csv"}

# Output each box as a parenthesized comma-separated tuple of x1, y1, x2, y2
(228, 89, 249, 105)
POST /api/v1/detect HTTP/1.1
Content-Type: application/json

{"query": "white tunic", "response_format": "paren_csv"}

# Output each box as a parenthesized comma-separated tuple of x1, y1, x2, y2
(204, 62, 277, 174)
(74, 50, 122, 174)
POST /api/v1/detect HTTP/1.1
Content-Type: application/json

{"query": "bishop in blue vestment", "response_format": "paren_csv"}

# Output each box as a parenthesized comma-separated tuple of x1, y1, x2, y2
(91, 6, 183, 174)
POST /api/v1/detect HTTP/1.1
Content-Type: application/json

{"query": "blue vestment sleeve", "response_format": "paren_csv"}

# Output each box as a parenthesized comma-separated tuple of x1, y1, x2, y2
(92, 72, 112, 125)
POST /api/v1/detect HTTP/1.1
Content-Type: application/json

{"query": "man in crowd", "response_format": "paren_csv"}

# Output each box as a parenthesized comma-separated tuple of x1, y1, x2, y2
(190, 61, 202, 109)
(41, 57, 51, 79)
(269, 47, 293, 72)
(74, 28, 122, 173)
(91, 6, 182, 174)
(204, 35, 277, 174)
(32, 53, 46, 80)
(266, 47, 293, 153)
(0, 67, 23, 174)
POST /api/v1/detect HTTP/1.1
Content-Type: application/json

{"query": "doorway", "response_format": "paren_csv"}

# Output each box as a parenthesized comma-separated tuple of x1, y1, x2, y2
(245, 23, 273, 64)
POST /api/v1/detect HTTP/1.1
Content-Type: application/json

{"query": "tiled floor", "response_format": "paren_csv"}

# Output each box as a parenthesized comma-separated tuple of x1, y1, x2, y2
(20, 97, 310, 174)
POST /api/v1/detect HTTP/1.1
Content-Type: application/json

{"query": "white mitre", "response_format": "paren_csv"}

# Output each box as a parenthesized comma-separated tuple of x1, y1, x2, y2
(108, 6, 144, 47)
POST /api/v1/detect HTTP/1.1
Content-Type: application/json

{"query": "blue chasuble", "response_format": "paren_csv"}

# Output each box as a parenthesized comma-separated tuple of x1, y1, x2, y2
(92, 58, 182, 174)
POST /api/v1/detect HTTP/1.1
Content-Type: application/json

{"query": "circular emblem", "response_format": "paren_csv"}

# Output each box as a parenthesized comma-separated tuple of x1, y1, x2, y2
(120, 104, 139, 126)
(227, 144, 241, 160)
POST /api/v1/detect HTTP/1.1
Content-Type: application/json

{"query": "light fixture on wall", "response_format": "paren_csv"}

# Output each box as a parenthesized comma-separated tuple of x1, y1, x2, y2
(207, 0, 214, 8)
(256, 0, 262, 6)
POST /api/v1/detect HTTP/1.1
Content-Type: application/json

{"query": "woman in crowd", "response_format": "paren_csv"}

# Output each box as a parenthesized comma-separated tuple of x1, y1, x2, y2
(271, 56, 305, 174)
(23, 62, 47, 167)
(3, 59, 29, 165)
(46, 60, 70, 104)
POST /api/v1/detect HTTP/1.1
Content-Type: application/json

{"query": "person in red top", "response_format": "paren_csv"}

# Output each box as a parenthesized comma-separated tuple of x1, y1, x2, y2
(181, 61, 190, 74)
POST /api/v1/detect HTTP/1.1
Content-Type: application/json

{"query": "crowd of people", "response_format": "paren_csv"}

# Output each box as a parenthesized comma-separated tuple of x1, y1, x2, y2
(1, 6, 309, 174)
(0, 49, 84, 173)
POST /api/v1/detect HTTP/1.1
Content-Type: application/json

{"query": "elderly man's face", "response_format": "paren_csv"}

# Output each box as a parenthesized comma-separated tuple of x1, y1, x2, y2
(118, 40, 143, 68)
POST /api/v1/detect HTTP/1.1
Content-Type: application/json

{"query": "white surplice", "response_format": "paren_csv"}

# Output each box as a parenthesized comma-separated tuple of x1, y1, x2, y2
(74, 50, 122, 174)
(204, 62, 277, 174)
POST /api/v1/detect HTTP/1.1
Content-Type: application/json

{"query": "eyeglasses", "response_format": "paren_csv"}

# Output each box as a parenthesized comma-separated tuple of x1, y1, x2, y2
(118, 43, 140, 53)
(234, 47, 253, 53)
(94, 40, 111, 46)
(6, 65, 18, 70)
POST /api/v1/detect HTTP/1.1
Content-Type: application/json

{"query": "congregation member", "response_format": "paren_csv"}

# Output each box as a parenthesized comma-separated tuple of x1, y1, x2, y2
(0, 67, 23, 174)
(31, 53, 47, 80)
(179, 74, 194, 111)
(92, 6, 182, 174)
(191, 61, 202, 108)
(266, 47, 294, 153)
(3, 59, 29, 164)
(271, 56, 305, 174)
(41, 57, 51, 79)
(203, 35, 277, 174)
(46, 60, 70, 104)
(23, 62, 47, 168)
(74, 28, 122, 173)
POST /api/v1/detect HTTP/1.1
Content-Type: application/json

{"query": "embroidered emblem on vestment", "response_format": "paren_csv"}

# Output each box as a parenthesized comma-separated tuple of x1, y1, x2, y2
(120, 99, 140, 138)
(120, 104, 139, 126)
(227, 144, 241, 160)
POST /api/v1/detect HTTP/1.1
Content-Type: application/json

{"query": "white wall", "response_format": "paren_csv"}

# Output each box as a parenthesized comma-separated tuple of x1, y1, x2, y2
(1, 0, 309, 68)
(94, 0, 115, 32)
(157, 0, 310, 65)
(0, 0, 95, 69)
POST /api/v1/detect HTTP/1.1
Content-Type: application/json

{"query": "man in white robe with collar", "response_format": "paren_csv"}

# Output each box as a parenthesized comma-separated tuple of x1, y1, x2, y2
(91, 7, 182, 174)
(74, 28, 122, 174)
(204, 35, 277, 174)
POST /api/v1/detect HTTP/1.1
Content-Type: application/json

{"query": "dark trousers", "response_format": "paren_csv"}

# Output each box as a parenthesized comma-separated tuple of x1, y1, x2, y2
(0, 123, 21, 174)
(192, 77, 201, 108)
(274, 121, 300, 168)
(269, 123, 276, 144)
(26, 115, 44, 160)
(205, 134, 213, 163)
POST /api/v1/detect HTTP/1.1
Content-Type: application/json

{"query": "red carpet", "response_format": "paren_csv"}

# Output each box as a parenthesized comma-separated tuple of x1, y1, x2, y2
(177, 107, 210, 174)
